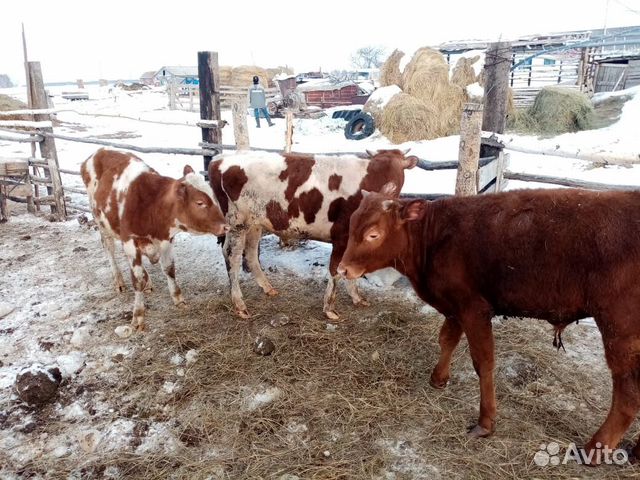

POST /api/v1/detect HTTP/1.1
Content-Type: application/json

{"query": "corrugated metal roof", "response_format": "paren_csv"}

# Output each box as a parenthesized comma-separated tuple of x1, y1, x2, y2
(154, 66, 198, 78)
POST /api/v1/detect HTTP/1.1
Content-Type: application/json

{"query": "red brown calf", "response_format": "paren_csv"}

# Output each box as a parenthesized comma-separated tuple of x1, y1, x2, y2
(209, 149, 417, 319)
(338, 187, 640, 463)
(81, 148, 228, 331)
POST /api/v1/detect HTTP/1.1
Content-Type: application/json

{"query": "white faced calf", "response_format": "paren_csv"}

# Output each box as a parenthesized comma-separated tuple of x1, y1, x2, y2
(81, 148, 228, 331)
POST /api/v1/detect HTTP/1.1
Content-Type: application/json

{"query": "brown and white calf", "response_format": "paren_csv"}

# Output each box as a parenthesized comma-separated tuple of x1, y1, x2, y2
(209, 149, 417, 319)
(338, 188, 640, 463)
(81, 148, 228, 330)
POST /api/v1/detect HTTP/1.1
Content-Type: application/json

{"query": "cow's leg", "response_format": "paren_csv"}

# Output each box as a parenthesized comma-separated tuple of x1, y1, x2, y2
(585, 322, 640, 463)
(225, 230, 250, 319)
(459, 307, 496, 438)
(345, 279, 369, 307)
(323, 273, 340, 321)
(430, 317, 464, 389)
(245, 225, 277, 296)
(123, 242, 150, 331)
(99, 229, 126, 292)
(159, 240, 186, 307)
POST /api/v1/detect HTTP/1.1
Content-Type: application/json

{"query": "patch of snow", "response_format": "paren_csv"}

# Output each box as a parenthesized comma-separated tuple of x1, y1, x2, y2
(135, 422, 180, 454)
(244, 385, 283, 411)
(162, 381, 179, 394)
(170, 353, 184, 365)
(70, 326, 91, 347)
(185, 349, 199, 365)
(466, 82, 484, 98)
(365, 85, 401, 111)
(55, 351, 86, 378)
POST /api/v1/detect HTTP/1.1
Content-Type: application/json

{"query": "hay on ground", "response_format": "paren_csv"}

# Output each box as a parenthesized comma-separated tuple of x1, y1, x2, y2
(380, 49, 405, 88)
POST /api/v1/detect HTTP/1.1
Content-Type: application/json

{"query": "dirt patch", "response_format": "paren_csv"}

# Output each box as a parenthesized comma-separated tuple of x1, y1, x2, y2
(0, 217, 637, 479)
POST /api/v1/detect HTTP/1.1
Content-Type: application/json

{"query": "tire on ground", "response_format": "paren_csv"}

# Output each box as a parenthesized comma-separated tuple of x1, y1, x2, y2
(344, 112, 375, 140)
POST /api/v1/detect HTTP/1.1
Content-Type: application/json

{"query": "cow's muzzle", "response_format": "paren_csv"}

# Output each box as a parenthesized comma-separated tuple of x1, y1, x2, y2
(337, 262, 365, 280)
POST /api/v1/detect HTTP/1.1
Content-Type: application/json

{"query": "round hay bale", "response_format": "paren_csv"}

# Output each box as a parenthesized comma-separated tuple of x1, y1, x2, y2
(363, 85, 402, 122)
(378, 93, 442, 143)
(380, 49, 405, 87)
(528, 86, 594, 134)
(401, 47, 449, 98)
(231, 66, 269, 88)
(451, 57, 478, 88)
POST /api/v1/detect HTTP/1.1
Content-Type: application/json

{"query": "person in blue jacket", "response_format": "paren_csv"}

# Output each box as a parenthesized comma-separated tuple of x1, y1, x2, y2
(248, 76, 274, 128)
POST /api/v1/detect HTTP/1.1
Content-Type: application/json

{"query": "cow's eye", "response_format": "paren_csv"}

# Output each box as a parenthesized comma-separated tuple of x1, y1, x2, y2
(196, 200, 205, 207)
(366, 231, 380, 242)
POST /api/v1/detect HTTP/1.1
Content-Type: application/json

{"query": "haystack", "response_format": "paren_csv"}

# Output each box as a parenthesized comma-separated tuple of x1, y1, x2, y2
(378, 93, 442, 143)
(219, 66, 233, 86)
(380, 49, 404, 88)
(230, 66, 269, 88)
(401, 47, 450, 101)
(0, 94, 28, 124)
(510, 86, 594, 135)
(451, 56, 479, 88)
(363, 85, 402, 123)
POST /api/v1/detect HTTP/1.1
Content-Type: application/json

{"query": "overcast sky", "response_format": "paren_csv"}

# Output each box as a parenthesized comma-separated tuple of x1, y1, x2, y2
(0, 0, 637, 84)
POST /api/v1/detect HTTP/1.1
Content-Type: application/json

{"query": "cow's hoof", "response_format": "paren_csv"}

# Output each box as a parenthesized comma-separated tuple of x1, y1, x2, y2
(175, 301, 188, 309)
(237, 309, 251, 319)
(266, 288, 279, 297)
(353, 298, 370, 307)
(144, 286, 154, 293)
(116, 283, 127, 293)
(324, 310, 340, 321)
(135, 323, 146, 332)
(429, 374, 449, 389)
(466, 424, 493, 438)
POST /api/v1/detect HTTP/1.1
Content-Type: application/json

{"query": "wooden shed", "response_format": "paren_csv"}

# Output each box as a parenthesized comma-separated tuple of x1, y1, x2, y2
(296, 80, 368, 108)
(592, 55, 640, 93)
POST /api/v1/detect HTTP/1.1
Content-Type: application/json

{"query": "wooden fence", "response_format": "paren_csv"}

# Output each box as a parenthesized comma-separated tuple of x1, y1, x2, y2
(1, 48, 637, 223)
(168, 83, 279, 112)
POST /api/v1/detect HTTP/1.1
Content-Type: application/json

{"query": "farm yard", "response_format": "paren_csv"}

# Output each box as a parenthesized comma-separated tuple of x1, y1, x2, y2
(2, 37, 640, 480)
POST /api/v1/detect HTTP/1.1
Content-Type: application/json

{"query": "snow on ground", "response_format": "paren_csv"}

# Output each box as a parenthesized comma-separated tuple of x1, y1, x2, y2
(0, 83, 638, 477)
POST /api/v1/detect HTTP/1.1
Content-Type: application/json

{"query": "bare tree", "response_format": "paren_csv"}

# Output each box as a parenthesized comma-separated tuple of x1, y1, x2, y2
(351, 46, 386, 69)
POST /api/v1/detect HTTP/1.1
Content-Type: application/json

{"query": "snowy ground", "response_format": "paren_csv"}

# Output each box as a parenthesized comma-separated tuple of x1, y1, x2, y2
(0, 84, 639, 478)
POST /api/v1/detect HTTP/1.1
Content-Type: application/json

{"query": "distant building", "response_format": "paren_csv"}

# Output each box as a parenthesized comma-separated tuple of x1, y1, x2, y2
(139, 71, 157, 86)
(153, 66, 199, 86)
(0, 74, 13, 88)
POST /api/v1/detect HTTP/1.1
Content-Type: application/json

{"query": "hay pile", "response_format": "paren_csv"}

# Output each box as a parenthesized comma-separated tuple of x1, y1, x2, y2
(363, 84, 402, 123)
(377, 47, 468, 142)
(0, 94, 28, 124)
(451, 55, 480, 88)
(508, 87, 594, 135)
(380, 49, 405, 87)
(218, 66, 292, 88)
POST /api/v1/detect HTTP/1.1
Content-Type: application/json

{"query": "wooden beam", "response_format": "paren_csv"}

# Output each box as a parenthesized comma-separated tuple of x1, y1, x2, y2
(284, 111, 294, 153)
(482, 42, 512, 134)
(198, 51, 222, 174)
(503, 171, 639, 191)
(231, 100, 249, 150)
(455, 103, 483, 196)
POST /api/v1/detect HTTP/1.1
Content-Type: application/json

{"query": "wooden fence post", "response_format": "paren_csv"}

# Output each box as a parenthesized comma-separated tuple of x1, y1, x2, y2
(482, 41, 512, 135)
(455, 103, 483, 196)
(22, 23, 36, 213)
(198, 51, 222, 173)
(284, 110, 294, 153)
(232, 100, 250, 150)
(168, 80, 176, 110)
(29, 61, 66, 219)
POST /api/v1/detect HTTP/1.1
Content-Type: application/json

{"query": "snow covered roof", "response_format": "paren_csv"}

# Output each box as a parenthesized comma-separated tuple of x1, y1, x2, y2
(154, 66, 198, 78)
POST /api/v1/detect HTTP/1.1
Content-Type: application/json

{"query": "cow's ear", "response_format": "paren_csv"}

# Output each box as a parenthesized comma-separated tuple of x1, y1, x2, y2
(380, 182, 397, 197)
(177, 183, 188, 200)
(183, 165, 195, 176)
(403, 155, 418, 169)
(400, 200, 426, 222)
(361, 189, 371, 197)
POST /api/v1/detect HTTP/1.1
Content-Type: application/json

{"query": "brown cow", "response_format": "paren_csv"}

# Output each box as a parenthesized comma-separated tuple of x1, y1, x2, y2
(338, 187, 640, 463)
(81, 148, 228, 331)
(209, 149, 417, 319)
